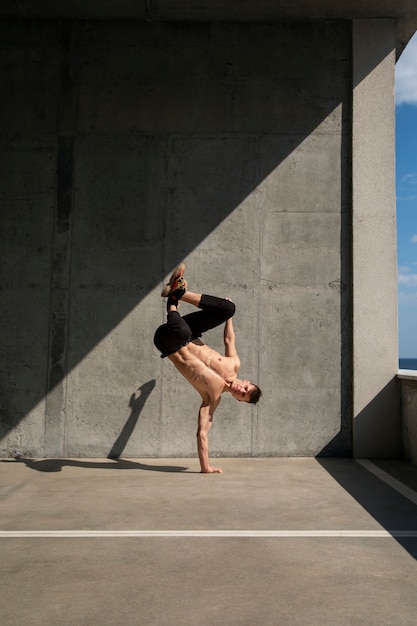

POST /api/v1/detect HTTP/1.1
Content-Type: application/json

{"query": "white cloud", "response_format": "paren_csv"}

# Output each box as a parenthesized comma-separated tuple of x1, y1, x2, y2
(399, 265, 412, 272)
(412, 235, 417, 243)
(402, 173, 417, 184)
(398, 273, 417, 286)
(397, 194, 417, 202)
(399, 290, 417, 304)
(396, 33, 417, 105)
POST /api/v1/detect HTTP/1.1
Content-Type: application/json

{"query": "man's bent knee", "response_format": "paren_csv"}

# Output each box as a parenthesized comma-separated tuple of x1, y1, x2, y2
(225, 300, 236, 318)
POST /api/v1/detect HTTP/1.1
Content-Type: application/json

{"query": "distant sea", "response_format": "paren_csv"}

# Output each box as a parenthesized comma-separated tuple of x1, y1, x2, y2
(399, 358, 417, 370)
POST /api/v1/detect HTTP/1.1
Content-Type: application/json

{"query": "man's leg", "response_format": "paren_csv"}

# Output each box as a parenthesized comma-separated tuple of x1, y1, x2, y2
(180, 291, 235, 340)
(160, 264, 235, 339)
(154, 287, 191, 357)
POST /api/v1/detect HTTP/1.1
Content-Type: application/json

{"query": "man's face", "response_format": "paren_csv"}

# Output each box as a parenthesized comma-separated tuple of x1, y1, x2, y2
(229, 380, 256, 403)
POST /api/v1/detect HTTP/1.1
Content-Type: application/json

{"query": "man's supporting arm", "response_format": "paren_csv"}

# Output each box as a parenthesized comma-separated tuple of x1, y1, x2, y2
(197, 399, 222, 474)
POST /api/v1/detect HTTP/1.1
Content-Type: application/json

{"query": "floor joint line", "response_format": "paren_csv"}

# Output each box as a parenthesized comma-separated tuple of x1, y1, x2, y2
(2, 529, 417, 538)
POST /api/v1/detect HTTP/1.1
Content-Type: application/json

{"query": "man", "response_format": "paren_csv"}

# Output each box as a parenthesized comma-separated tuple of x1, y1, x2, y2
(154, 264, 261, 474)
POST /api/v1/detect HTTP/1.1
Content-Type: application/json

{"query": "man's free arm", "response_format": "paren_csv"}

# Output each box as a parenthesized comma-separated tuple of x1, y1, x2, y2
(224, 317, 240, 368)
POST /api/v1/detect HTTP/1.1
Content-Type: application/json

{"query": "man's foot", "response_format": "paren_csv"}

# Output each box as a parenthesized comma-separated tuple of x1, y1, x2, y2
(161, 263, 188, 297)
(167, 287, 186, 310)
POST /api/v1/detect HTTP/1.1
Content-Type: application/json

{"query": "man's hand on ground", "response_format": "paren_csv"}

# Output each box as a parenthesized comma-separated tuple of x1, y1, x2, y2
(201, 466, 223, 474)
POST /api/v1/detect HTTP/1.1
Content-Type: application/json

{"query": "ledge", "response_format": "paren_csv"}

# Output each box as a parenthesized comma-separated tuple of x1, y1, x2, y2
(2, 0, 417, 21)
(398, 370, 417, 381)
(1, 1, 416, 55)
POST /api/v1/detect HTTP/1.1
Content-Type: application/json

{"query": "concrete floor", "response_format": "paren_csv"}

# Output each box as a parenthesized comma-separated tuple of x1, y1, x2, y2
(1, 457, 417, 625)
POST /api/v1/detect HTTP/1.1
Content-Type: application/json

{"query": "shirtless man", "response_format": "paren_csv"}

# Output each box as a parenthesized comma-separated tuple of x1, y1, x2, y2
(153, 265, 261, 474)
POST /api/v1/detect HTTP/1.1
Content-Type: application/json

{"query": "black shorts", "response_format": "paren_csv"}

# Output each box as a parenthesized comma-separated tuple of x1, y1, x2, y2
(153, 294, 235, 358)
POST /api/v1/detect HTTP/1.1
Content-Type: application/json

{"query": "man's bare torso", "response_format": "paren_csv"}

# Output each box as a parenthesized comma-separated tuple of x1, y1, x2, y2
(168, 341, 239, 401)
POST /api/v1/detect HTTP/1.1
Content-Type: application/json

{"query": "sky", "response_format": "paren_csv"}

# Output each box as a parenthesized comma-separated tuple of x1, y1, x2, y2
(396, 32, 417, 359)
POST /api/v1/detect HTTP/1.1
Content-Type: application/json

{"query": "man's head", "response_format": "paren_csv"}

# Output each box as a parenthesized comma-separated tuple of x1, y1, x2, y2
(229, 380, 262, 404)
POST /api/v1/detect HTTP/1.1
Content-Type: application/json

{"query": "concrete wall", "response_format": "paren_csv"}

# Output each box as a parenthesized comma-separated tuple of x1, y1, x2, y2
(0, 18, 391, 459)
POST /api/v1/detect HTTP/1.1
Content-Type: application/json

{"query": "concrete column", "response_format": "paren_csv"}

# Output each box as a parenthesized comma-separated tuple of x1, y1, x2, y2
(352, 19, 400, 457)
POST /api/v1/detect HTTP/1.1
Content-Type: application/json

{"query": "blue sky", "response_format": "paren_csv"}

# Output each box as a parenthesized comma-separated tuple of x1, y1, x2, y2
(396, 32, 417, 358)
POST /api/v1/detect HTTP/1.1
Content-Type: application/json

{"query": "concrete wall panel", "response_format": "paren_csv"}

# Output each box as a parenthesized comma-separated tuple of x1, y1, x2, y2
(0, 22, 61, 133)
(65, 295, 161, 457)
(256, 127, 346, 456)
(0, 136, 56, 455)
(257, 287, 341, 454)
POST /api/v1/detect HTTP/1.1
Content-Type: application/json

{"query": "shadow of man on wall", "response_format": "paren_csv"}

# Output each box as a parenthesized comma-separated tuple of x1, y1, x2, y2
(107, 378, 156, 461)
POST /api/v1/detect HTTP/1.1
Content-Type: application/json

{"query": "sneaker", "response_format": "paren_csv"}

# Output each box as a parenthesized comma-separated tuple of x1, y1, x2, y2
(161, 263, 188, 297)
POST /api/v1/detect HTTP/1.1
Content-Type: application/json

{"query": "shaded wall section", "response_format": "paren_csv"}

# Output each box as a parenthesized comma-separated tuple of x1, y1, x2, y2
(399, 374, 417, 467)
(0, 20, 351, 457)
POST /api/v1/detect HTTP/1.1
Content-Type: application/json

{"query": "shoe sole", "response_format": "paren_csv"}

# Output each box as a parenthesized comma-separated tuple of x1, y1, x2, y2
(161, 264, 187, 297)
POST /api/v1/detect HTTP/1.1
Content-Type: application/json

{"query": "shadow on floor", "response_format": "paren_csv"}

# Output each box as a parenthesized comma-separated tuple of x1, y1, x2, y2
(1, 457, 193, 473)
(317, 458, 417, 560)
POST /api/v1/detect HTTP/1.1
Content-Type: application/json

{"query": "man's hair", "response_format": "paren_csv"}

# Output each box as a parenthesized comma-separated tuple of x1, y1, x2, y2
(248, 385, 262, 404)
